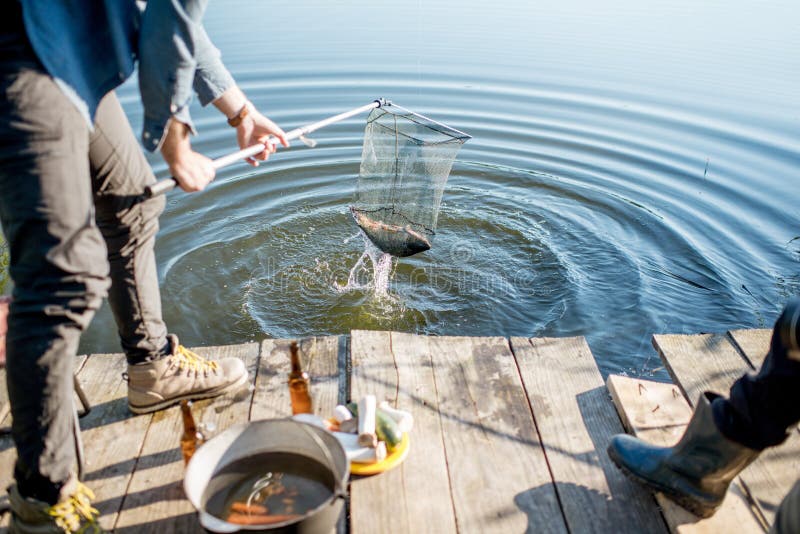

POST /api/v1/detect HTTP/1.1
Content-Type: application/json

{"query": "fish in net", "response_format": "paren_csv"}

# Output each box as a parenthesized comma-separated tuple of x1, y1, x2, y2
(350, 104, 470, 257)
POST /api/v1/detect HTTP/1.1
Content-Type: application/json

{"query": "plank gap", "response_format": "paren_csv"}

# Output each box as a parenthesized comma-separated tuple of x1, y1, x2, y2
(339, 335, 351, 534)
(387, 333, 400, 405)
(515, 337, 665, 532)
(245, 340, 264, 422)
(725, 332, 759, 371)
(112, 412, 155, 531)
(652, 337, 693, 406)
(727, 329, 771, 370)
(337, 335, 349, 406)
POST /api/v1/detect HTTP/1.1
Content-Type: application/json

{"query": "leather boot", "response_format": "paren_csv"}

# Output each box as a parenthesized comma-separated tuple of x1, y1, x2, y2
(607, 391, 760, 518)
(126, 334, 248, 414)
(8, 476, 107, 533)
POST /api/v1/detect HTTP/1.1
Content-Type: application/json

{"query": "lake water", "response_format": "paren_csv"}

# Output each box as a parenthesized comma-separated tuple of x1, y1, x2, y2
(78, 0, 799, 377)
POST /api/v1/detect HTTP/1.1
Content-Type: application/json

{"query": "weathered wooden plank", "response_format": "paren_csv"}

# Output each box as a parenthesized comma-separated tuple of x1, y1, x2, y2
(238, 336, 347, 532)
(295, 336, 346, 534)
(511, 337, 667, 533)
(247, 336, 344, 534)
(607, 376, 691, 445)
(113, 343, 259, 533)
(608, 375, 765, 533)
(300, 336, 343, 420)
(349, 331, 458, 534)
(727, 329, 771, 370)
(249, 338, 291, 421)
(430, 335, 566, 534)
(653, 333, 798, 527)
(74, 353, 153, 531)
(250, 336, 342, 421)
(654, 334, 748, 404)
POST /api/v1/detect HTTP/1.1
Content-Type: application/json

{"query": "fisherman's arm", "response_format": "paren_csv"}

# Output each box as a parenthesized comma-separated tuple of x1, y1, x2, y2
(192, 26, 289, 166)
(139, 0, 287, 192)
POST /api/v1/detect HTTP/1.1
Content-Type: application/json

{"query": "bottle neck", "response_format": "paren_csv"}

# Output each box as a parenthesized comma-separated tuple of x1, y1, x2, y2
(290, 342, 303, 374)
(290, 357, 302, 375)
(181, 400, 196, 431)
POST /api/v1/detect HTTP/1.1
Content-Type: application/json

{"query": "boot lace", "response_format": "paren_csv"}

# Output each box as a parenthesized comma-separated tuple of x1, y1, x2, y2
(46, 482, 104, 533)
(174, 345, 219, 373)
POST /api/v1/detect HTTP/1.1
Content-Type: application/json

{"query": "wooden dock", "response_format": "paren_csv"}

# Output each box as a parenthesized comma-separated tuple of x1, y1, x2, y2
(0, 329, 796, 532)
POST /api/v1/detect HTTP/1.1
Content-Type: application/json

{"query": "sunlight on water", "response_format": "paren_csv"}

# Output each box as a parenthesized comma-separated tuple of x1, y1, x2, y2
(335, 232, 397, 299)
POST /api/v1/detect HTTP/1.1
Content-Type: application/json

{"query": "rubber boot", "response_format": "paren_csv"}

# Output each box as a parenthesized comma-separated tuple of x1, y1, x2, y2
(607, 391, 760, 518)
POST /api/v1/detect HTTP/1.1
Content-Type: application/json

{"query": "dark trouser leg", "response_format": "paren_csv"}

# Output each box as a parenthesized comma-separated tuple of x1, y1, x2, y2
(713, 296, 800, 450)
(771, 479, 800, 534)
(89, 92, 168, 364)
(0, 53, 109, 502)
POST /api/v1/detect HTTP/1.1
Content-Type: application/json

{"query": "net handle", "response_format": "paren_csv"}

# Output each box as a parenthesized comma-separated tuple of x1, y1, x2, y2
(145, 99, 390, 197)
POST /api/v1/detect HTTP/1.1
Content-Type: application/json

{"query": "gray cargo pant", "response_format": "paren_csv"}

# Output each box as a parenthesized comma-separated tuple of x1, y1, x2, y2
(0, 27, 169, 502)
(772, 479, 800, 533)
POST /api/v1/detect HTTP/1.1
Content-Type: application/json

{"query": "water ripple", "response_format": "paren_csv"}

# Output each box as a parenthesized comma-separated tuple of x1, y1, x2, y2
(80, 0, 800, 377)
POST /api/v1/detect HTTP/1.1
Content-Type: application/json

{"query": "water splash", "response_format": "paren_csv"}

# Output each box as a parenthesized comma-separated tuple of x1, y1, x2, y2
(335, 232, 397, 298)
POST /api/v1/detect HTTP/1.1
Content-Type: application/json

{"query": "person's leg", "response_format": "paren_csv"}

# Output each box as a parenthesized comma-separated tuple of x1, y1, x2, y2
(87, 91, 248, 414)
(607, 391, 759, 517)
(771, 479, 800, 534)
(608, 297, 800, 519)
(714, 296, 800, 449)
(0, 26, 108, 503)
(89, 91, 168, 364)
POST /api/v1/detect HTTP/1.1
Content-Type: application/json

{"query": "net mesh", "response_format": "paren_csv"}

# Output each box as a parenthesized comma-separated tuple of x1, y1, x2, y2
(350, 105, 469, 257)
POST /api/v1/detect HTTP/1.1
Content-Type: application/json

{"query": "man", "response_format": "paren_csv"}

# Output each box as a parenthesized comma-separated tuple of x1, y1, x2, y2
(0, 1, 288, 531)
(608, 297, 800, 532)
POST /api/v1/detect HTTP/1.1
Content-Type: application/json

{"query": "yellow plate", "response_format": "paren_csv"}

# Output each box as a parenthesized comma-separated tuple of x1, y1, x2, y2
(349, 433, 410, 476)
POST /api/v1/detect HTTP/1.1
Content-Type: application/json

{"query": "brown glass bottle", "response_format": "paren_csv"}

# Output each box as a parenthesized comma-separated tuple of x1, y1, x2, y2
(180, 400, 200, 465)
(288, 341, 313, 414)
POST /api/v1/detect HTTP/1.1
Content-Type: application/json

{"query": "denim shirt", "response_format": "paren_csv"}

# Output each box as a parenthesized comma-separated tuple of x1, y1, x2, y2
(19, 0, 235, 151)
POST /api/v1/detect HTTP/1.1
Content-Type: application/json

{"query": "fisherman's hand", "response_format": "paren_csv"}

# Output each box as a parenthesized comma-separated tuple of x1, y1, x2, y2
(236, 104, 290, 166)
(160, 119, 216, 192)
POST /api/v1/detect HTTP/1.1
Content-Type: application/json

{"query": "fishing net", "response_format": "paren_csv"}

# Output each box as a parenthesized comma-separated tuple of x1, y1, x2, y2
(350, 105, 470, 257)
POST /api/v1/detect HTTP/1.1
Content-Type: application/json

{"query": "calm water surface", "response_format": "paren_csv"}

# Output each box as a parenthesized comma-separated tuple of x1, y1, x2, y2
(79, 0, 800, 377)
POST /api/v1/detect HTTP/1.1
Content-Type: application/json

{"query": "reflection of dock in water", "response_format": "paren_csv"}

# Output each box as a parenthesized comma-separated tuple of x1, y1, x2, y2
(0, 329, 791, 532)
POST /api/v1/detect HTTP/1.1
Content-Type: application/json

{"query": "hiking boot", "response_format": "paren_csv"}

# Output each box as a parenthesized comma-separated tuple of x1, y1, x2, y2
(607, 391, 760, 518)
(126, 334, 248, 414)
(8, 478, 106, 533)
